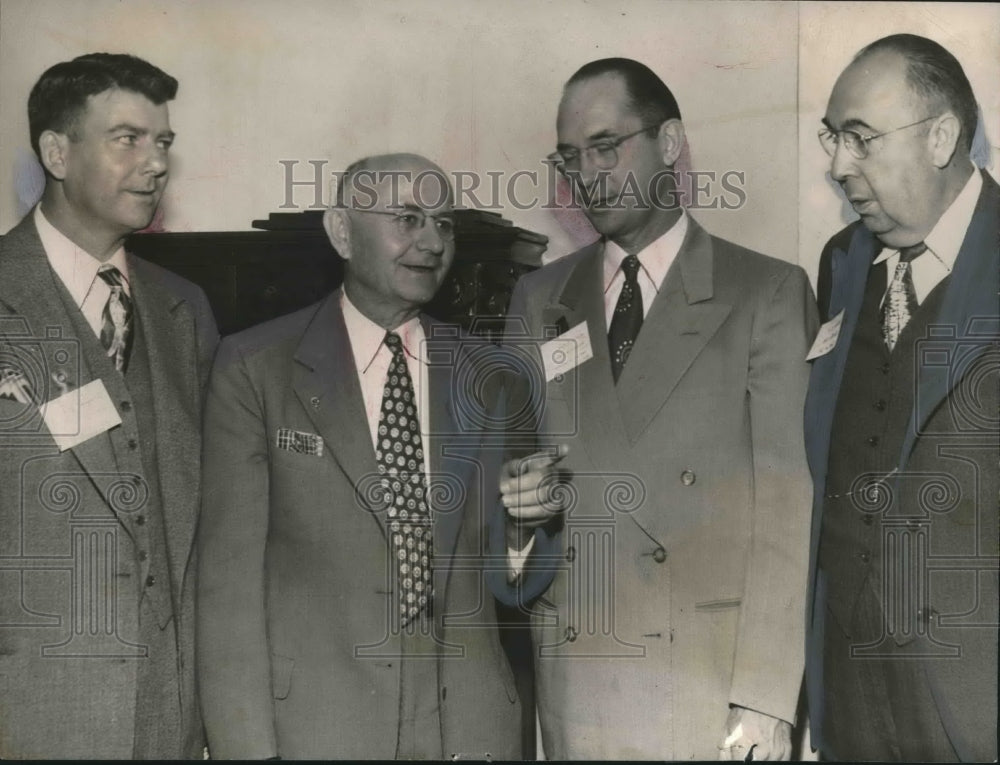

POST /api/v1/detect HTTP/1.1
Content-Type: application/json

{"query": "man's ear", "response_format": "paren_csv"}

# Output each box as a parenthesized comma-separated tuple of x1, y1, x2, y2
(928, 111, 961, 168)
(323, 207, 352, 261)
(657, 119, 686, 168)
(38, 130, 70, 180)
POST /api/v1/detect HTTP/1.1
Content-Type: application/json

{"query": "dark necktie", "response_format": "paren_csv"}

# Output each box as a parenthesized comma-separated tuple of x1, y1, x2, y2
(376, 332, 433, 626)
(97, 265, 133, 373)
(879, 242, 925, 352)
(608, 254, 643, 382)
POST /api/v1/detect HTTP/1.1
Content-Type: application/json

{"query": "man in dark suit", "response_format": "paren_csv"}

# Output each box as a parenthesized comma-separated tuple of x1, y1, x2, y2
(494, 58, 817, 760)
(197, 153, 549, 759)
(0, 53, 218, 758)
(805, 34, 998, 762)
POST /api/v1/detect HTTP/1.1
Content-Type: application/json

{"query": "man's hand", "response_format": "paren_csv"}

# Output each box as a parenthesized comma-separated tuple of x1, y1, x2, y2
(717, 706, 792, 761)
(499, 445, 569, 551)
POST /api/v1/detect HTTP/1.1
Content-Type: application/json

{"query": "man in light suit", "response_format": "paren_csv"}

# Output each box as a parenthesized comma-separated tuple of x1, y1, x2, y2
(805, 34, 998, 762)
(0, 53, 217, 758)
(197, 153, 545, 759)
(495, 58, 817, 760)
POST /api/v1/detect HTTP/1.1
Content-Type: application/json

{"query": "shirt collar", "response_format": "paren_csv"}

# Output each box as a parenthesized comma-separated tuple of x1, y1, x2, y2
(603, 208, 689, 293)
(340, 291, 427, 374)
(872, 169, 982, 271)
(34, 205, 130, 307)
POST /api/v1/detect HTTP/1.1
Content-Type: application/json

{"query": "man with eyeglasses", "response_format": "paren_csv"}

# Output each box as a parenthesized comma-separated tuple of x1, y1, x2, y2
(197, 153, 541, 759)
(494, 57, 817, 760)
(805, 34, 998, 762)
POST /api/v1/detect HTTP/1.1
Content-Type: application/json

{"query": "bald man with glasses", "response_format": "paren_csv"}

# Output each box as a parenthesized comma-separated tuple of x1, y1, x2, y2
(805, 34, 998, 762)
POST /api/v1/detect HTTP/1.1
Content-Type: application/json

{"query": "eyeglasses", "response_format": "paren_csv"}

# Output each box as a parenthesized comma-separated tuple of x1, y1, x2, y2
(351, 208, 456, 241)
(817, 115, 940, 160)
(547, 124, 661, 176)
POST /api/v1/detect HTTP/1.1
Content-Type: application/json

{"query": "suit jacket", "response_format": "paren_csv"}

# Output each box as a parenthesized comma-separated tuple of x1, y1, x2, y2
(805, 171, 1000, 762)
(196, 291, 521, 760)
(494, 215, 818, 759)
(0, 212, 218, 758)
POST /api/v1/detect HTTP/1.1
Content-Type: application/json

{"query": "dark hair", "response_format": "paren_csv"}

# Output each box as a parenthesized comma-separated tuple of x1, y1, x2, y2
(28, 52, 177, 159)
(565, 57, 682, 133)
(857, 34, 977, 153)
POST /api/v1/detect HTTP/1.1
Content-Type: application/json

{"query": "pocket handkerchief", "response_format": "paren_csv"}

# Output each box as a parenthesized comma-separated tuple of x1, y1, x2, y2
(276, 427, 324, 457)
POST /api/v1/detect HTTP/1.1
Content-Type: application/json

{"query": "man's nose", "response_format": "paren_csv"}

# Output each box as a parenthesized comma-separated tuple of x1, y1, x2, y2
(415, 217, 445, 254)
(829, 138, 856, 183)
(142, 142, 169, 177)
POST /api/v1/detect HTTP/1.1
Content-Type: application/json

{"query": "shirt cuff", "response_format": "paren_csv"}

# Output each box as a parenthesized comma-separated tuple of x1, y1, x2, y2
(506, 534, 537, 582)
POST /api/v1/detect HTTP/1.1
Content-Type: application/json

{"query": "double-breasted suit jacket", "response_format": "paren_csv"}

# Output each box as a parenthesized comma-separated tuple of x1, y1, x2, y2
(0, 213, 218, 758)
(196, 292, 521, 760)
(805, 171, 999, 762)
(495, 215, 818, 759)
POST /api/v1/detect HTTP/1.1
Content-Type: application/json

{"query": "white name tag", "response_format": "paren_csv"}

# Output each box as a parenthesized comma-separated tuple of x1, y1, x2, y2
(806, 309, 845, 361)
(42, 379, 122, 451)
(541, 321, 594, 382)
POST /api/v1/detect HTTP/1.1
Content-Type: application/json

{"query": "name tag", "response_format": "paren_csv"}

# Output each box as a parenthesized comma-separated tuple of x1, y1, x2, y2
(541, 321, 594, 382)
(42, 379, 122, 451)
(806, 309, 845, 361)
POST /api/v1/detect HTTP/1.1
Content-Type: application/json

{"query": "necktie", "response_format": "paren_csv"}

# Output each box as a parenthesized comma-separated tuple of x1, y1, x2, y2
(97, 265, 134, 373)
(879, 242, 925, 352)
(608, 254, 643, 382)
(376, 332, 433, 626)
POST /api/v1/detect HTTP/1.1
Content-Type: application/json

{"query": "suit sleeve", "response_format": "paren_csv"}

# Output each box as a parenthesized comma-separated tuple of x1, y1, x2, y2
(728, 265, 819, 725)
(485, 275, 561, 607)
(196, 340, 277, 758)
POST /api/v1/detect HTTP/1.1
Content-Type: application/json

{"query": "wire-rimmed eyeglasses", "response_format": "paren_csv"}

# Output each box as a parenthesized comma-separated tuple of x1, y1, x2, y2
(818, 115, 940, 160)
(547, 124, 661, 176)
(351, 207, 456, 241)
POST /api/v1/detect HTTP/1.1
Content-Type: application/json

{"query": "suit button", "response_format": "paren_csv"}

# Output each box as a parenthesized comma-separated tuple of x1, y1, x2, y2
(879, 363, 890, 375)
(652, 547, 667, 563)
(858, 551, 871, 564)
(566, 545, 576, 562)
(135, 514, 146, 526)
(138, 550, 148, 562)
(867, 436, 879, 447)
(120, 400, 132, 412)
(145, 575, 156, 588)
(862, 514, 874, 526)
(565, 627, 578, 642)
(680, 470, 696, 486)
(128, 439, 138, 450)
(873, 399, 887, 412)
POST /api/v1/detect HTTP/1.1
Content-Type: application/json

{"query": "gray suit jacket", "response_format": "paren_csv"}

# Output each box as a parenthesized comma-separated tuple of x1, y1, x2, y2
(496, 215, 817, 759)
(0, 212, 218, 758)
(197, 291, 521, 759)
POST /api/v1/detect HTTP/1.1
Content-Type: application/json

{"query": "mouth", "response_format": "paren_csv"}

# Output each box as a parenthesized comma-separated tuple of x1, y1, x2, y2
(848, 197, 877, 215)
(400, 263, 438, 274)
(127, 189, 159, 201)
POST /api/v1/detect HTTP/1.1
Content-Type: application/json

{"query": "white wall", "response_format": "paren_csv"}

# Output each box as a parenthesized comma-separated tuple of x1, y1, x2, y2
(0, 0, 797, 263)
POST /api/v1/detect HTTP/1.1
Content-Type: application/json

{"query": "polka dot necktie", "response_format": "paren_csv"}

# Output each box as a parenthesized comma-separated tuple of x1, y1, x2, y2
(879, 242, 925, 352)
(607, 254, 643, 382)
(376, 332, 433, 626)
(97, 265, 133, 374)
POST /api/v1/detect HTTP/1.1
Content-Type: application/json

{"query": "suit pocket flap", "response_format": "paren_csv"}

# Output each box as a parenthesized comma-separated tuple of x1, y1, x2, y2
(271, 652, 294, 700)
(694, 597, 742, 611)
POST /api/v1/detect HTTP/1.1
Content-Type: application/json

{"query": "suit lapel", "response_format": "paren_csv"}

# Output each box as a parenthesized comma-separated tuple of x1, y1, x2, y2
(129, 255, 201, 590)
(291, 292, 384, 535)
(617, 217, 731, 445)
(899, 172, 1000, 465)
(0, 214, 127, 519)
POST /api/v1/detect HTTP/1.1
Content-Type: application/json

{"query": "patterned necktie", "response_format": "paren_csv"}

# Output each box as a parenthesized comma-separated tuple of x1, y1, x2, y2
(879, 242, 926, 352)
(608, 254, 643, 382)
(97, 265, 134, 373)
(376, 332, 433, 626)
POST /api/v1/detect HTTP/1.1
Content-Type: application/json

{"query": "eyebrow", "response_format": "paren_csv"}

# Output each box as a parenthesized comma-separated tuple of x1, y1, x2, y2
(821, 116, 874, 133)
(557, 128, 622, 151)
(106, 123, 176, 141)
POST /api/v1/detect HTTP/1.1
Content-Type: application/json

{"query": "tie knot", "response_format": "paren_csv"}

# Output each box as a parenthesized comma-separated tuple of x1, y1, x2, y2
(897, 242, 927, 263)
(620, 254, 641, 281)
(97, 265, 125, 288)
(384, 331, 403, 351)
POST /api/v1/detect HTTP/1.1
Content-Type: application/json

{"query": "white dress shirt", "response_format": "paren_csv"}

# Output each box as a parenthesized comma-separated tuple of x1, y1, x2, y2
(873, 169, 981, 307)
(602, 209, 689, 326)
(341, 291, 432, 481)
(35, 205, 131, 339)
